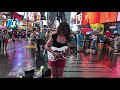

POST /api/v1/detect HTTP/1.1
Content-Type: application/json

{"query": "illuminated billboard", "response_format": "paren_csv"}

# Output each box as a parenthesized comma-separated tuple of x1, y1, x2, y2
(100, 12, 117, 23)
(117, 12, 120, 21)
(70, 12, 77, 24)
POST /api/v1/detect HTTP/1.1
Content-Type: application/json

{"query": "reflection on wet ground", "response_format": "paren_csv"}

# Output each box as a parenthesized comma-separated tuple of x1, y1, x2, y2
(64, 52, 120, 78)
(0, 40, 120, 78)
(0, 40, 47, 78)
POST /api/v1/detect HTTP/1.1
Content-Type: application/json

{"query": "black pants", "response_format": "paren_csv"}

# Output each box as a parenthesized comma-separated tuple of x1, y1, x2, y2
(83, 41, 90, 52)
(3, 42, 7, 48)
(36, 39, 41, 51)
(0, 40, 1, 48)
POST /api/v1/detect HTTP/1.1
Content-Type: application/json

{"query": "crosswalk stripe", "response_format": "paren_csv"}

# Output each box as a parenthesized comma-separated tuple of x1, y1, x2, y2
(64, 58, 113, 78)
(65, 64, 107, 68)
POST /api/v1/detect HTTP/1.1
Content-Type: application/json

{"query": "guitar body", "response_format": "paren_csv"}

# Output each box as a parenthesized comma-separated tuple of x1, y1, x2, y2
(47, 46, 69, 61)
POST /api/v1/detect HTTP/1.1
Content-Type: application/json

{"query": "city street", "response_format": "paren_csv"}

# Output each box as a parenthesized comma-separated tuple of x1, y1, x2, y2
(0, 12, 120, 78)
(0, 39, 120, 78)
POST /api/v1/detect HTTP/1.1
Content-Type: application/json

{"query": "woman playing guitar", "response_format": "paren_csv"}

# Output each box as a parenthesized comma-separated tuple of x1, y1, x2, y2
(45, 22, 71, 78)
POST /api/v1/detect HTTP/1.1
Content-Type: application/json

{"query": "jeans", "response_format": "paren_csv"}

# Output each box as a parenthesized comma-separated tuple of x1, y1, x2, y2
(92, 40, 96, 49)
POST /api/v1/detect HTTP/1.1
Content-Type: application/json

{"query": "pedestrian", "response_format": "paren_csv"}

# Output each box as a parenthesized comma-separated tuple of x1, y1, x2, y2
(0, 30, 3, 49)
(40, 29, 46, 50)
(84, 34, 90, 53)
(18, 31, 22, 41)
(28, 31, 31, 45)
(45, 22, 71, 78)
(91, 34, 98, 50)
(30, 31, 35, 46)
(76, 30, 85, 52)
(36, 27, 42, 51)
(45, 30, 50, 41)
(3, 30, 9, 50)
(12, 32, 15, 41)
(108, 36, 114, 54)
(114, 34, 119, 53)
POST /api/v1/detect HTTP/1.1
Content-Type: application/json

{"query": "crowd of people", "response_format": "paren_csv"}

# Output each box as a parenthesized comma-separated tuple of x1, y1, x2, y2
(0, 26, 54, 51)
(75, 30, 120, 59)
(0, 28, 27, 50)
(26, 27, 55, 52)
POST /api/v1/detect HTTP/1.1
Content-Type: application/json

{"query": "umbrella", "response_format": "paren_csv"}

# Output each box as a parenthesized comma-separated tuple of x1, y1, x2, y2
(105, 31, 112, 37)
(86, 30, 98, 35)
(0, 26, 8, 30)
(81, 28, 92, 34)
(86, 31, 94, 34)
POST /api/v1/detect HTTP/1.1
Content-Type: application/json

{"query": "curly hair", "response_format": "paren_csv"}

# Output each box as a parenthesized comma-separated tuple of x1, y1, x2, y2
(57, 22, 71, 42)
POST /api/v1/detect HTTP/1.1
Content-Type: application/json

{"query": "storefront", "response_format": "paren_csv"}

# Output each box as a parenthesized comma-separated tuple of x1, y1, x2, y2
(104, 22, 117, 34)
(116, 12, 120, 34)
(117, 22, 120, 34)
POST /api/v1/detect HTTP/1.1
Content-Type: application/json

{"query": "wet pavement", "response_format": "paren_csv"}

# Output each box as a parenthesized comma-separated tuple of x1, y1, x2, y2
(64, 53, 120, 78)
(0, 39, 48, 78)
(0, 39, 120, 78)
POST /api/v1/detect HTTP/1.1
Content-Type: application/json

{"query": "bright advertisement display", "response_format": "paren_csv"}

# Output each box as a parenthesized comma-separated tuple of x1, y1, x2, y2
(17, 12, 36, 21)
(87, 12, 100, 24)
(82, 12, 117, 25)
(35, 12, 41, 21)
(24, 12, 35, 21)
(82, 12, 100, 25)
(76, 13, 82, 25)
(90, 23, 104, 34)
(82, 12, 88, 25)
(17, 12, 25, 16)
(70, 12, 77, 24)
(99, 12, 117, 23)
(70, 12, 78, 31)
(117, 12, 120, 21)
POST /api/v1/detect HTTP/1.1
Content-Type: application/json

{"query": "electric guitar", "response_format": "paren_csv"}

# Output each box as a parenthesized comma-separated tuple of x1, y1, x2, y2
(47, 46, 69, 61)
